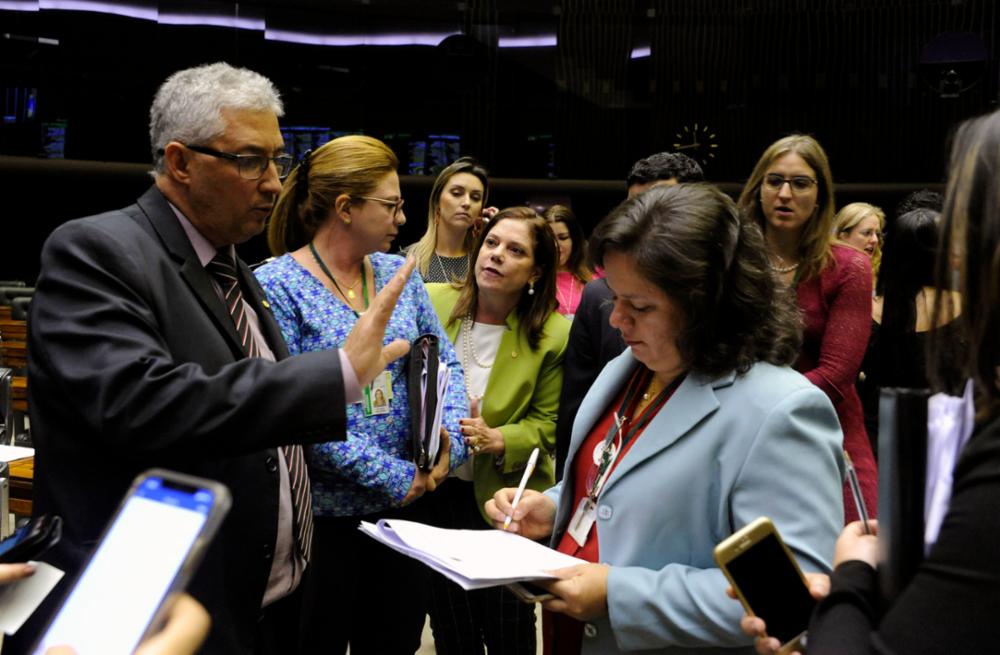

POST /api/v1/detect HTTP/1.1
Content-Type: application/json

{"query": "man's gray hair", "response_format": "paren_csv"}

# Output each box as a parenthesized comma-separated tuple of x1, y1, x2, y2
(149, 62, 284, 173)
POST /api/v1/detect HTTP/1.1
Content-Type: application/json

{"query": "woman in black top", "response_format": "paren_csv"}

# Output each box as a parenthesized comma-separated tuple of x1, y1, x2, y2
(738, 108, 1000, 654)
(858, 208, 965, 443)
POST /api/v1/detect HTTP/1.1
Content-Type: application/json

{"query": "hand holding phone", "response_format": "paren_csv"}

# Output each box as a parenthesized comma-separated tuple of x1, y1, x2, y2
(715, 517, 817, 655)
(31, 469, 230, 655)
(731, 572, 831, 654)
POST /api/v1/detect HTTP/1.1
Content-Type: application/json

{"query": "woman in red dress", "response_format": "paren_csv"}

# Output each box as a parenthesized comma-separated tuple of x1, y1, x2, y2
(738, 135, 877, 522)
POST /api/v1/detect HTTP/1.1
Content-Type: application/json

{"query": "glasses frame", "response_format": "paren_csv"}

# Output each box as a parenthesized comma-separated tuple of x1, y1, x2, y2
(762, 174, 818, 194)
(354, 195, 405, 219)
(180, 143, 293, 180)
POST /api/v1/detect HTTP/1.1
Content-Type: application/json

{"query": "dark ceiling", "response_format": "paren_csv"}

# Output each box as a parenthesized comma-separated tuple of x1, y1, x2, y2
(2, 0, 998, 185)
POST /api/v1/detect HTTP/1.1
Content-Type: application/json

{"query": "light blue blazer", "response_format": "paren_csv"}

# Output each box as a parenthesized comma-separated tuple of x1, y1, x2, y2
(545, 351, 845, 654)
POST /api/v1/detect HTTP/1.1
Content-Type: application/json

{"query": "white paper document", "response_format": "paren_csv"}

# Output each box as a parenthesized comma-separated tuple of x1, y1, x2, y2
(924, 379, 975, 551)
(0, 561, 64, 635)
(359, 519, 585, 590)
(420, 356, 449, 465)
(0, 445, 34, 463)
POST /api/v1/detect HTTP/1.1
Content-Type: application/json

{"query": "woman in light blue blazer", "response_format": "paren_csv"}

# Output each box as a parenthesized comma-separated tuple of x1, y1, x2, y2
(487, 183, 845, 655)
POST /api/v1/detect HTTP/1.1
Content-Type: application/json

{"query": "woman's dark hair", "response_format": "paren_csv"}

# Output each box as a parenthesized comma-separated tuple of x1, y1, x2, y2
(931, 109, 1000, 417)
(876, 209, 940, 336)
(590, 183, 802, 377)
(543, 204, 593, 284)
(447, 207, 559, 351)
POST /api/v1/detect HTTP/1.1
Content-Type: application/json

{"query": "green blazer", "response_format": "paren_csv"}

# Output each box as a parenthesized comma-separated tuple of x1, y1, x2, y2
(426, 283, 570, 523)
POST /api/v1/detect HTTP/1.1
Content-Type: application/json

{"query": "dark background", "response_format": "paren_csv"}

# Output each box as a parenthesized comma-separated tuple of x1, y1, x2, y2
(1, 0, 997, 281)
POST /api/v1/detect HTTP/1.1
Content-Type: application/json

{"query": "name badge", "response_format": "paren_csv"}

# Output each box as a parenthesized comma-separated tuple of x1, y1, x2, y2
(362, 371, 393, 416)
(568, 497, 597, 548)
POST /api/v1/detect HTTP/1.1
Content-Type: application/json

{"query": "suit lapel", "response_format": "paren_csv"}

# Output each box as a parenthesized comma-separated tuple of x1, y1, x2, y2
(136, 187, 248, 359)
(600, 371, 732, 495)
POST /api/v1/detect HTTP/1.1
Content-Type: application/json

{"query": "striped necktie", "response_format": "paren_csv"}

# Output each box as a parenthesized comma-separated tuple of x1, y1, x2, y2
(206, 250, 313, 563)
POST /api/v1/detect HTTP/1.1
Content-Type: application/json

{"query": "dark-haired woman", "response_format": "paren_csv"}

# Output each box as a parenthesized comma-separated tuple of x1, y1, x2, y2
(254, 135, 468, 653)
(487, 184, 844, 654)
(868, 208, 963, 396)
(738, 135, 877, 523)
(855, 208, 965, 446)
(425, 206, 570, 654)
(544, 204, 595, 318)
(406, 157, 493, 283)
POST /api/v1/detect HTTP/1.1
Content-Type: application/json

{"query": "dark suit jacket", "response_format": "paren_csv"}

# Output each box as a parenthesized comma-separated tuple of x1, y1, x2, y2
(555, 278, 625, 479)
(25, 186, 347, 653)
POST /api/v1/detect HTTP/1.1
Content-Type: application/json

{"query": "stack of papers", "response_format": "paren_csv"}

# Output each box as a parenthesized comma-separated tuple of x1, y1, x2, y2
(359, 519, 585, 590)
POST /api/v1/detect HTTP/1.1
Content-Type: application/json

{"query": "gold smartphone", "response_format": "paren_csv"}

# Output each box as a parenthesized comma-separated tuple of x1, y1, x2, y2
(714, 517, 816, 655)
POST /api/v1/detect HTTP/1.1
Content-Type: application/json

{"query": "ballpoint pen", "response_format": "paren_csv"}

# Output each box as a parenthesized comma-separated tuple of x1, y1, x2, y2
(844, 450, 871, 535)
(503, 447, 540, 531)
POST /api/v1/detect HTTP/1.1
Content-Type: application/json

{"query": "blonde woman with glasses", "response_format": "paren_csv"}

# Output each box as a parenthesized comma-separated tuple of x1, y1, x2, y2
(256, 135, 468, 653)
(738, 135, 876, 525)
(835, 202, 885, 282)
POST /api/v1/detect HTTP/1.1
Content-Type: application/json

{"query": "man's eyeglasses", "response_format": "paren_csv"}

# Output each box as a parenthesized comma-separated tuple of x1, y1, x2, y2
(762, 174, 817, 194)
(176, 144, 293, 180)
(354, 195, 405, 219)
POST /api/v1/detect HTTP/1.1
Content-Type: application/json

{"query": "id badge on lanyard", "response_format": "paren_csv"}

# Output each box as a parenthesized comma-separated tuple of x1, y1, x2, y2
(568, 412, 625, 548)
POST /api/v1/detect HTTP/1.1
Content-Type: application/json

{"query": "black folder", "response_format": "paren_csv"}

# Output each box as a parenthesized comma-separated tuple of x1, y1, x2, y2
(876, 387, 929, 608)
(407, 334, 445, 472)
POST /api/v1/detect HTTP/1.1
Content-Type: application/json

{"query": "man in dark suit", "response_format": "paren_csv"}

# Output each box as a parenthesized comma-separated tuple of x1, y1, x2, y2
(22, 62, 416, 654)
(554, 152, 704, 478)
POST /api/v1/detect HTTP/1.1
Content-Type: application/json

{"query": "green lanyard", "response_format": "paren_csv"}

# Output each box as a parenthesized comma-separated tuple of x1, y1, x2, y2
(309, 241, 369, 317)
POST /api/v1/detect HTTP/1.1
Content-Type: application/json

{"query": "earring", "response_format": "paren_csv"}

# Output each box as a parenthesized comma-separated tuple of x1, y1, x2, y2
(527, 281, 535, 295)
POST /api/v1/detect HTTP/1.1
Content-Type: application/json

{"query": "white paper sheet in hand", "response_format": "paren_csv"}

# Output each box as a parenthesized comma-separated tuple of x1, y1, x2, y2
(924, 379, 975, 551)
(423, 358, 449, 463)
(359, 519, 584, 590)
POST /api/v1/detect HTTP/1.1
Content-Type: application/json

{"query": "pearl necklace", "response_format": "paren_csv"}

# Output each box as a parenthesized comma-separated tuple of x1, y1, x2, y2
(461, 314, 495, 392)
(769, 253, 799, 274)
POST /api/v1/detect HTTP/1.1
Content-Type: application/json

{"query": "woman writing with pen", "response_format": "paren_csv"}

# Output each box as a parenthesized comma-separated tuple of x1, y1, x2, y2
(486, 184, 844, 655)
(425, 206, 569, 654)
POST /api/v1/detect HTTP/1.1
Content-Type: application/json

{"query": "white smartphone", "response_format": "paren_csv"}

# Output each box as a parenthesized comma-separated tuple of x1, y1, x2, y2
(31, 469, 231, 655)
(714, 517, 817, 655)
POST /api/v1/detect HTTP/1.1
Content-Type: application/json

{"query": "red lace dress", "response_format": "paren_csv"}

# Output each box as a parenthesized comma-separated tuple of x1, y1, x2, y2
(796, 244, 877, 522)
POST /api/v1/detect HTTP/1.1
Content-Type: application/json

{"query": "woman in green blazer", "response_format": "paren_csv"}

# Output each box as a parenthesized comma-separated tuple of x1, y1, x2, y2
(424, 206, 570, 654)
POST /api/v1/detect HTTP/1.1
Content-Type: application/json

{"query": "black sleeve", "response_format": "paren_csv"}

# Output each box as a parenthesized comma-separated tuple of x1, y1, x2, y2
(555, 284, 601, 478)
(807, 423, 1000, 654)
(28, 218, 347, 458)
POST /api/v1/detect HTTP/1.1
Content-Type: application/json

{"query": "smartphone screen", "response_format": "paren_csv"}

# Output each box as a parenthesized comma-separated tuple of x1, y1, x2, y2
(725, 532, 816, 645)
(33, 475, 218, 655)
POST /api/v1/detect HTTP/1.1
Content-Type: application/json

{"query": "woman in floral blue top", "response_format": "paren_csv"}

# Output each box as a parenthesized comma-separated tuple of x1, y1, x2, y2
(255, 135, 467, 654)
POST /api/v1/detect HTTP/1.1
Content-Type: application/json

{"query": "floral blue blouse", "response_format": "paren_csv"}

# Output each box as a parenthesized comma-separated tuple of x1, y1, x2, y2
(255, 252, 468, 517)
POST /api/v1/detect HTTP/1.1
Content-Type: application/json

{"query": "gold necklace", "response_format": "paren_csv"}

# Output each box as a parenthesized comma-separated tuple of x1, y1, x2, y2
(641, 377, 665, 402)
(340, 275, 362, 300)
